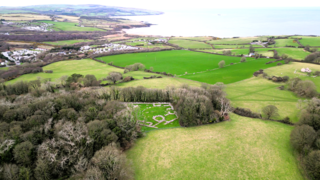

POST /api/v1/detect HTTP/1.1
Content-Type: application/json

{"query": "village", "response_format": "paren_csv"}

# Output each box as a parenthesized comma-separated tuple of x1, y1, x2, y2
(1, 48, 47, 66)
(2, 21, 53, 32)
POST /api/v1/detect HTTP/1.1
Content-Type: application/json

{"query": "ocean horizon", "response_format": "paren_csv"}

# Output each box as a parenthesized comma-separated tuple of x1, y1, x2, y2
(118, 7, 320, 37)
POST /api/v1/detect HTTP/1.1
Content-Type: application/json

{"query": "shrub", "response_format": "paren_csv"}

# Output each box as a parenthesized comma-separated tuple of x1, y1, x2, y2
(44, 70, 53, 73)
(290, 125, 316, 153)
(218, 60, 225, 68)
(13, 141, 34, 166)
(90, 143, 133, 180)
(314, 71, 320, 76)
(230, 63, 234, 65)
(282, 76, 289, 82)
(262, 105, 279, 120)
(277, 62, 282, 66)
(240, 57, 246, 63)
(233, 107, 261, 118)
(305, 150, 320, 179)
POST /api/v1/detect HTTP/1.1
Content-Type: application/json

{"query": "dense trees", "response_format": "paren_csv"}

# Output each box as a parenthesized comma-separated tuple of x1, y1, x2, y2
(290, 98, 320, 179)
(288, 78, 318, 98)
(305, 51, 320, 63)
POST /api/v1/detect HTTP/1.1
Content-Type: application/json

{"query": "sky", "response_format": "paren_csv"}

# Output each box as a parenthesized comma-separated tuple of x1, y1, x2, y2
(1, 0, 319, 11)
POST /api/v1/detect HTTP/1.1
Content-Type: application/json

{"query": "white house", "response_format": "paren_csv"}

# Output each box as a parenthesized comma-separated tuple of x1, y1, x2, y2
(301, 68, 312, 73)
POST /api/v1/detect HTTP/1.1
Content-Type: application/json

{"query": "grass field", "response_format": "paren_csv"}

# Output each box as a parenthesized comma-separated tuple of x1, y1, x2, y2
(0, 67, 8, 70)
(55, 15, 80, 23)
(6, 59, 153, 84)
(298, 37, 320, 47)
(98, 50, 283, 84)
(135, 103, 180, 131)
(127, 113, 303, 180)
(226, 77, 301, 122)
(213, 44, 262, 49)
(0, 14, 51, 21)
(264, 62, 320, 91)
(208, 37, 267, 45)
(39, 21, 104, 31)
(275, 39, 299, 47)
(168, 39, 212, 49)
(171, 36, 213, 41)
(275, 48, 310, 60)
(43, 39, 93, 45)
(116, 77, 202, 89)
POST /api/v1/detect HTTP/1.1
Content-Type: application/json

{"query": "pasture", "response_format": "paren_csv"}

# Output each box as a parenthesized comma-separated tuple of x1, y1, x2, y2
(116, 77, 202, 89)
(171, 36, 213, 41)
(127, 114, 303, 180)
(213, 44, 261, 49)
(274, 39, 299, 47)
(226, 77, 301, 122)
(7, 59, 153, 84)
(168, 39, 212, 49)
(208, 37, 267, 44)
(98, 50, 283, 84)
(39, 21, 104, 31)
(0, 13, 51, 21)
(55, 15, 80, 23)
(298, 36, 320, 47)
(264, 62, 320, 91)
(43, 39, 93, 46)
(275, 48, 310, 60)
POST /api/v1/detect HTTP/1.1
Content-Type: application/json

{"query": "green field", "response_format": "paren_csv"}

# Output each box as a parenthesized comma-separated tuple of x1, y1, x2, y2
(7, 59, 153, 84)
(275, 48, 310, 60)
(274, 39, 299, 47)
(208, 37, 267, 44)
(0, 66, 8, 70)
(213, 44, 262, 49)
(39, 20, 104, 31)
(171, 36, 213, 41)
(98, 50, 283, 84)
(226, 77, 301, 122)
(43, 39, 93, 45)
(298, 37, 320, 47)
(168, 39, 212, 49)
(116, 77, 202, 89)
(127, 113, 303, 180)
(135, 103, 180, 131)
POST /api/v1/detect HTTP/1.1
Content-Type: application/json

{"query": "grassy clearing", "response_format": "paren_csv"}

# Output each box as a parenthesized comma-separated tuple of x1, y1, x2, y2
(226, 76, 301, 122)
(6, 59, 153, 84)
(168, 39, 212, 49)
(275, 48, 310, 60)
(275, 39, 299, 47)
(135, 104, 180, 131)
(208, 37, 267, 44)
(116, 77, 202, 89)
(0, 14, 51, 21)
(43, 39, 93, 46)
(298, 37, 320, 47)
(264, 62, 320, 91)
(39, 20, 104, 31)
(127, 113, 303, 180)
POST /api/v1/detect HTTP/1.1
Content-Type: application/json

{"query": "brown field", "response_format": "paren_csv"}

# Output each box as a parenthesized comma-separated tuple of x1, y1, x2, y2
(55, 15, 80, 23)
(6, 41, 34, 45)
(0, 13, 51, 21)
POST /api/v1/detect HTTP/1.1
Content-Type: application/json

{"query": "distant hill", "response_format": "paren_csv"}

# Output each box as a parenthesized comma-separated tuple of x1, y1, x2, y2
(0, 4, 163, 17)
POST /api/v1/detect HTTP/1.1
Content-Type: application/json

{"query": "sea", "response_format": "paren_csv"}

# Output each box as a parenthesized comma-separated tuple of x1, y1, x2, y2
(117, 8, 320, 37)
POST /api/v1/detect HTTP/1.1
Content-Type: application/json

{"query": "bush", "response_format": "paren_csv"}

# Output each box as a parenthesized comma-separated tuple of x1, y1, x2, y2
(290, 125, 316, 153)
(277, 62, 282, 66)
(13, 141, 34, 166)
(218, 60, 225, 68)
(233, 107, 261, 118)
(305, 150, 320, 179)
(89, 143, 133, 180)
(44, 70, 53, 73)
(282, 76, 289, 82)
(240, 57, 246, 63)
(262, 105, 279, 120)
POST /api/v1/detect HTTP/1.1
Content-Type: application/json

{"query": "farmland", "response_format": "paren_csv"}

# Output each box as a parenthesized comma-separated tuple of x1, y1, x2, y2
(168, 39, 212, 49)
(0, 13, 51, 21)
(274, 39, 299, 47)
(208, 37, 267, 44)
(298, 36, 320, 46)
(39, 20, 104, 31)
(6, 59, 153, 84)
(127, 114, 303, 180)
(43, 39, 93, 45)
(275, 48, 310, 60)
